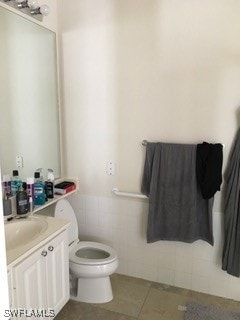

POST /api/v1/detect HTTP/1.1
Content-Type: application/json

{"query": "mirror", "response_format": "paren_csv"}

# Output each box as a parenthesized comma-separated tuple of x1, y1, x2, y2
(0, 6, 61, 180)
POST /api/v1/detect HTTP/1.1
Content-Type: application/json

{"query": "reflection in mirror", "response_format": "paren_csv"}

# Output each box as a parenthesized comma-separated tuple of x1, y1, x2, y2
(0, 6, 61, 179)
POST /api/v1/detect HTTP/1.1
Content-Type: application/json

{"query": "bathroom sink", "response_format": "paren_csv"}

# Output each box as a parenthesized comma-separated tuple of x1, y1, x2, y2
(4, 216, 48, 250)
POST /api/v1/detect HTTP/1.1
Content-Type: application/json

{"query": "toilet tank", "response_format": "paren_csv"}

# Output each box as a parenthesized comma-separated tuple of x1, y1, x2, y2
(55, 199, 78, 245)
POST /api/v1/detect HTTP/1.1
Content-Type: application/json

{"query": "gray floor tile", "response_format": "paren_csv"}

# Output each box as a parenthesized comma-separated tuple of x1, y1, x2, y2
(55, 300, 137, 320)
(139, 288, 191, 320)
(223, 299, 240, 313)
(54, 300, 90, 320)
(151, 281, 190, 296)
(111, 274, 152, 288)
(96, 275, 150, 318)
(55, 274, 240, 320)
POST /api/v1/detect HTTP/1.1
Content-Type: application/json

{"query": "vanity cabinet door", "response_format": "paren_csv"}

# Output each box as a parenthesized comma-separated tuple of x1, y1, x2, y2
(46, 230, 69, 316)
(13, 230, 69, 319)
(14, 247, 48, 312)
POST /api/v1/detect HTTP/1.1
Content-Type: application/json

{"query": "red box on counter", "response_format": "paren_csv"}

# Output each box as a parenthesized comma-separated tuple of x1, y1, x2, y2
(54, 181, 76, 195)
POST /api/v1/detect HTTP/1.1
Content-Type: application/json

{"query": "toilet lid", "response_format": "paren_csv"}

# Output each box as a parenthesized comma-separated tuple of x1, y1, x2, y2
(69, 241, 118, 265)
(55, 199, 78, 245)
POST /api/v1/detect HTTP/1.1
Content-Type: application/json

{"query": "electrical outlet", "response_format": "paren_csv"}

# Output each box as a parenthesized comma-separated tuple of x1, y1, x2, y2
(106, 161, 115, 175)
(16, 156, 23, 168)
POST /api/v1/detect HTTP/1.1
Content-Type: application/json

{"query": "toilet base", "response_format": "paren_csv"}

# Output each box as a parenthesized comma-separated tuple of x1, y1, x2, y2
(71, 276, 113, 303)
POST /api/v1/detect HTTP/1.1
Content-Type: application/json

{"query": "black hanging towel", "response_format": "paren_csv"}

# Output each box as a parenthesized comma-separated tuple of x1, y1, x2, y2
(222, 129, 240, 276)
(196, 142, 223, 199)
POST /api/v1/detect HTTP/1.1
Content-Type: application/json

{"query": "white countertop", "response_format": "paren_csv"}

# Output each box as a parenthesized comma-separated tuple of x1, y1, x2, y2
(6, 214, 70, 267)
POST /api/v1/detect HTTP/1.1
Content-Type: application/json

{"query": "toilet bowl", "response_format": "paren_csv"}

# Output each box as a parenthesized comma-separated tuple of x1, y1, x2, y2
(55, 199, 118, 303)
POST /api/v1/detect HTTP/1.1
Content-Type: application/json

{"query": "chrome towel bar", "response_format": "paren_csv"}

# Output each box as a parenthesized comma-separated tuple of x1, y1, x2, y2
(112, 188, 148, 199)
(113, 140, 225, 200)
(142, 139, 225, 148)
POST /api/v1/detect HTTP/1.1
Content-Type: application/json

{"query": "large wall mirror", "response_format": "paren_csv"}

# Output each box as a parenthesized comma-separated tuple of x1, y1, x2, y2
(0, 6, 61, 180)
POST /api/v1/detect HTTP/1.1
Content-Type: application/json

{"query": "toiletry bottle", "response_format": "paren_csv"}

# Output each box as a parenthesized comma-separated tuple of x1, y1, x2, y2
(36, 167, 48, 202)
(27, 177, 35, 212)
(2, 174, 11, 197)
(11, 170, 22, 196)
(36, 168, 44, 181)
(3, 191, 12, 221)
(34, 171, 46, 206)
(45, 168, 54, 199)
(16, 183, 29, 216)
(28, 196, 34, 213)
(26, 177, 35, 201)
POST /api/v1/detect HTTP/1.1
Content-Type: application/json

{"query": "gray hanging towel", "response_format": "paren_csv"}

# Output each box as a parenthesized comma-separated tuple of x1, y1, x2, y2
(222, 129, 240, 277)
(141, 143, 214, 244)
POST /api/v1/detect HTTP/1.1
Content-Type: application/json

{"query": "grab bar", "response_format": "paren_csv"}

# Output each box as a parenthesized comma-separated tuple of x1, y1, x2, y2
(112, 188, 148, 199)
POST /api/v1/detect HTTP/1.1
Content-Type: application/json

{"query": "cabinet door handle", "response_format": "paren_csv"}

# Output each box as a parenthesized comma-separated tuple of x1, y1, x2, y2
(41, 250, 48, 257)
(48, 246, 54, 252)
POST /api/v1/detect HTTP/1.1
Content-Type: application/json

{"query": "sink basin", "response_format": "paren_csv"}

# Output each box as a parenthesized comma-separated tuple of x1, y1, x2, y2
(4, 216, 48, 250)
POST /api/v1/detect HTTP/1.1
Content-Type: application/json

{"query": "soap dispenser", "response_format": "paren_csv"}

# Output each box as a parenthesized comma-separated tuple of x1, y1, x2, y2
(45, 169, 54, 199)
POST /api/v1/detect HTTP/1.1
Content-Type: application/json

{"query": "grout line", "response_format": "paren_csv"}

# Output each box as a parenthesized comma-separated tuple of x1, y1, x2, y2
(137, 282, 153, 319)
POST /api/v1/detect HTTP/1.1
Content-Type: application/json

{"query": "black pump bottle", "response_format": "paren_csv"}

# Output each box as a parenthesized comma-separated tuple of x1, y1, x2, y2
(16, 182, 29, 216)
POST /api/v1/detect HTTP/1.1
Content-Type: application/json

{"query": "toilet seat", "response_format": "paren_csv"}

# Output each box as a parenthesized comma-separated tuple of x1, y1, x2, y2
(69, 241, 117, 266)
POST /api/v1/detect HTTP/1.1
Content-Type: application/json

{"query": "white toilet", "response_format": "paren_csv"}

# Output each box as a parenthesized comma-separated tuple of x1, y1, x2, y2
(55, 199, 118, 303)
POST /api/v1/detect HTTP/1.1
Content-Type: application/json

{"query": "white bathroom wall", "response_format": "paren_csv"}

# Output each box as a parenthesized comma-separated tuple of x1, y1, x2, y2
(58, 0, 240, 299)
(68, 193, 240, 300)
(58, 0, 240, 206)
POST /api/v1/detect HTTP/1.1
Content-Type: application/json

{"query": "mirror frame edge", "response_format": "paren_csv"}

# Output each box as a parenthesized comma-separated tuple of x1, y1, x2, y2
(0, 2, 63, 180)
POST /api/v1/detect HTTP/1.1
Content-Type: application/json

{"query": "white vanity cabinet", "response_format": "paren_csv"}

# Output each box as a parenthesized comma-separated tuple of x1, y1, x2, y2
(12, 230, 69, 319)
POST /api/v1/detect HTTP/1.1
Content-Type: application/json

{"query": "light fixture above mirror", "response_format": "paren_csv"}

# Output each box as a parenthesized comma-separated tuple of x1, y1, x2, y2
(1, 0, 49, 21)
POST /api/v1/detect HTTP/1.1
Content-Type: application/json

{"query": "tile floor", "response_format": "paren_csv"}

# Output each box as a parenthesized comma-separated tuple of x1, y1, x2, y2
(55, 273, 240, 320)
